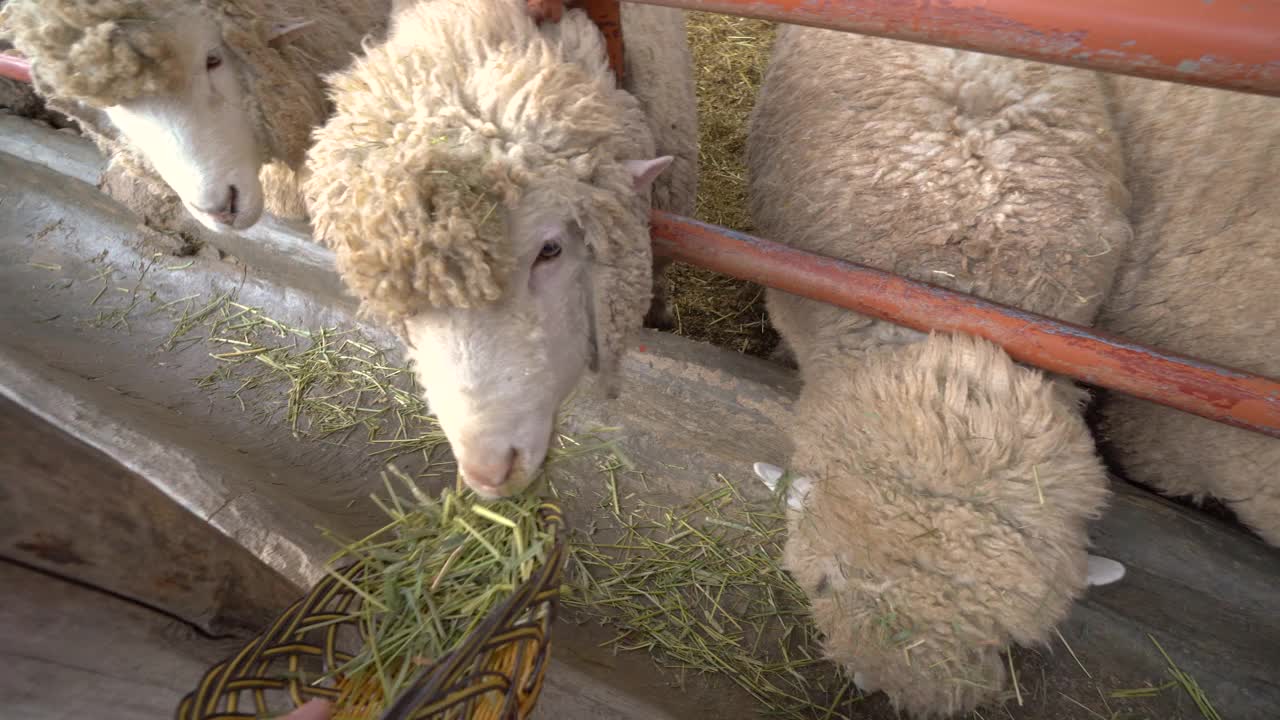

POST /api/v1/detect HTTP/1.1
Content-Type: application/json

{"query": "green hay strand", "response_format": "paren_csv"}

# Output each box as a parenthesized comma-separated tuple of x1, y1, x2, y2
(1150, 636, 1222, 720)
(563, 462, 848, 719)
(320, 474, 552, 713)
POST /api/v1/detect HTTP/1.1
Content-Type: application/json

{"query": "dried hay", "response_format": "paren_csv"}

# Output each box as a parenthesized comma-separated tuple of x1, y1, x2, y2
(565, 469, 856, 718)
(315, 469, 553, 718)
(673, 12, 778, 358)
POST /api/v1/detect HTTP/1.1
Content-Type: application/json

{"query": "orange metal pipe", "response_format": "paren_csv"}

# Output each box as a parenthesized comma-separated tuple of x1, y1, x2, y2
(631, 0, 1280, 97)
(580, 0, 626, 84)
(650, 211, 1280, 439)
(0, 54, 32, 84)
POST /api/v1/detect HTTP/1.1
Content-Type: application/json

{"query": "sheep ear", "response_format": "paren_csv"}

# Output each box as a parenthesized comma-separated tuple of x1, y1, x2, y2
(268, 19, 317, 48)
(1086, 554, 1126, 586)
(753, 462, 813, 512)
(624, 156, 674, 194)
(787, 474, 814, 512)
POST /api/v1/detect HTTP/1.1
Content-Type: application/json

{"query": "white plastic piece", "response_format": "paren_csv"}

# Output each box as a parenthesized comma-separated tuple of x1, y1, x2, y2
(753, 461, 784, 490)
(1086, 554, 1126, 586)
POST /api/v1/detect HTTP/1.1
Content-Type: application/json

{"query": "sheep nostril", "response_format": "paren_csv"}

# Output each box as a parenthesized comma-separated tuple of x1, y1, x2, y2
(195, 186, 240, 225)
(460, 447, 518, 492)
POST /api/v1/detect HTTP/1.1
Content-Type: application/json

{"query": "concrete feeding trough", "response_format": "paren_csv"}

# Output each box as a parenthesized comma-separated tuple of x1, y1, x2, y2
(1, 106, 1279, 720)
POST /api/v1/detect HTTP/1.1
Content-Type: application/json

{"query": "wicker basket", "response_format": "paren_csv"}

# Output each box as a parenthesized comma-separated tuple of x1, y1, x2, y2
(176, 504, 567, 720)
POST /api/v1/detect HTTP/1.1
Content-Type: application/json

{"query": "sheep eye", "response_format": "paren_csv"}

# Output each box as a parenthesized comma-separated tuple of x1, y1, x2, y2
(205, 51, 223, 71)
(536, 241, 562, 263)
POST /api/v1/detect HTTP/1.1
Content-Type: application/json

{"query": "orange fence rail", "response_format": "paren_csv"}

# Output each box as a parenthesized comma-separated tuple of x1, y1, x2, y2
(3, 4, 1280, 438)
(651, 213, 1280, 439)
(0, 54, 32, 83)
(632, 0, 1280, 97)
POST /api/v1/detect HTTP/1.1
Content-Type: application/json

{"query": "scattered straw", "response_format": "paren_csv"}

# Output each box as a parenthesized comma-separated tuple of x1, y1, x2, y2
(1008, 651, 1023, 707)
(1109, 681, 1176, 699)
(155, 294, 451, 463)
(1150, 636, 1222, 720)
(75, 272, 1199, 719)
(1058, 691, 1107, 720)
(1055, 627, 1092, 680)
(565, 465, 848, 719)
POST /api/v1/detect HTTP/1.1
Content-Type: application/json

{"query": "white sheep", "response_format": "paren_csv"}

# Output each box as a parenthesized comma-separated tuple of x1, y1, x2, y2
(746, 27, 1131, 717)
(302, 0, 697, 499)
(1097, 75, 1280, 547)
(0, 0, 392, 232)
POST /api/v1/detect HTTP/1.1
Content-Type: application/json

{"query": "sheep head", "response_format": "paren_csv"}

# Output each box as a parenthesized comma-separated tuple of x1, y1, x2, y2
(304, 0, 671, 499)
(758, 333, 1114, 716)
(0, 0, 326, 231)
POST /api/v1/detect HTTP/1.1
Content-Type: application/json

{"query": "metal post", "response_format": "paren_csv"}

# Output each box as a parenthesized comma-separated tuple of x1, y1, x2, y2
(631, 0, 1280, 97)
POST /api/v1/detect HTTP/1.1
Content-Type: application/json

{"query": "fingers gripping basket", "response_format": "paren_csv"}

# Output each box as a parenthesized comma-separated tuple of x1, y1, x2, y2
(176, 504, 567, 720)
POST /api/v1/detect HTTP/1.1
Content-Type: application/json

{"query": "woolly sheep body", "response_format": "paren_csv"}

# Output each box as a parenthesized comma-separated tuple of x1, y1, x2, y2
(1098, 77, 1280, 547)
(1, 0, 392, 226)
(747, 27, 1128, 716)
(750, 28, 1131, 374)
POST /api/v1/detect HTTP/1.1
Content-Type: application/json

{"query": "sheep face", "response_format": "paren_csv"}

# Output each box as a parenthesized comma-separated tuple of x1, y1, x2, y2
(404, 218, 587, 500)
(100, 9, 266, 231)
(403, 158, 672, 499)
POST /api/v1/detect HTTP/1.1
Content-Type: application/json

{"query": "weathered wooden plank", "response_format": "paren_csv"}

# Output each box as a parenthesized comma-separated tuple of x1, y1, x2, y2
(1067, 480, 1280, 719)
(0, 560, 239, 720)
(0, 394, 300, 636)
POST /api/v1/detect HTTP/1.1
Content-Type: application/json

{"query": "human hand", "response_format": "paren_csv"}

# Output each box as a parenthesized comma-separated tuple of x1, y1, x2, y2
(282, 699, 333, 720)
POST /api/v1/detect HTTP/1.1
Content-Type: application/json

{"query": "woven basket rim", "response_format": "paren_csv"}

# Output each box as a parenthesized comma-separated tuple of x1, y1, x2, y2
(175, 501, 569, 720)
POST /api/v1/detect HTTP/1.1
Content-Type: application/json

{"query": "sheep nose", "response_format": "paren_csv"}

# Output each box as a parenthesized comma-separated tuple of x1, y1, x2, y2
(197, 185, 239, 226)
(460, 448, 517, 496)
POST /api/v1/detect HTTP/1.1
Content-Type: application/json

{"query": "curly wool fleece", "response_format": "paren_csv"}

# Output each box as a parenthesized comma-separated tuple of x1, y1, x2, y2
(1, 0, 382, 190)
(304, 0, 657, 377)
(1, 0, 186, 106)
(786, 334, 1110, 718)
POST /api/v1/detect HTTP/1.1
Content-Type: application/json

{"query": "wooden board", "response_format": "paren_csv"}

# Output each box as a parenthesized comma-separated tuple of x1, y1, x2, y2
(0, 394, 300, 636)
(0, 560, 239, 720)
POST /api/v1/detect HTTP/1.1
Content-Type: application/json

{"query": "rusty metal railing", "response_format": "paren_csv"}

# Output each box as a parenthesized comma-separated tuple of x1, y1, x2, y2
(651, 213, 1280, 439)
(0, 54, 31, 83)
(633, 0, 1280, 97)
(2, 3, 1279, 438)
